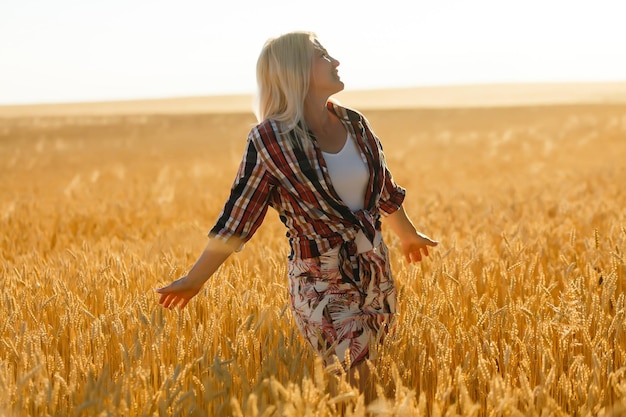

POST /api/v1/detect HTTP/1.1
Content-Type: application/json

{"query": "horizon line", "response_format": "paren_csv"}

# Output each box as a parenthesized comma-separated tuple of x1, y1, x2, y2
(2, 80, 626, 117)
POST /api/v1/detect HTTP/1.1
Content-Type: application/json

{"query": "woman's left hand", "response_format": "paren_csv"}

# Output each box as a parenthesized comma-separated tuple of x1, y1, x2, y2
(384, 206, 439, 263)
(400, 232, 439, 263)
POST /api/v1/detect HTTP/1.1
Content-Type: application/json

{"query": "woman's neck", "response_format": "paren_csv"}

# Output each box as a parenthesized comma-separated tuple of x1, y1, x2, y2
(303, 96, 331, 131)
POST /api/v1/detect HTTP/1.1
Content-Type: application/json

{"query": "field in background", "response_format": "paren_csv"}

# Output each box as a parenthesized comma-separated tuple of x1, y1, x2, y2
(1, 97, 626, 415)
(2, 81, 626, 116)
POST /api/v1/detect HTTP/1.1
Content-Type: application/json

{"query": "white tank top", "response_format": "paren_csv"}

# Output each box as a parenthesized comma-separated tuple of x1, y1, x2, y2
(322, 133, 382, 253)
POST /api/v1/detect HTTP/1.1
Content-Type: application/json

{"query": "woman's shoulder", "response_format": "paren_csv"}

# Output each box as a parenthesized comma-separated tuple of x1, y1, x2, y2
(249, 118, 278, 136)
(248, 119, 280, 142)
(247, 119, 293, 150)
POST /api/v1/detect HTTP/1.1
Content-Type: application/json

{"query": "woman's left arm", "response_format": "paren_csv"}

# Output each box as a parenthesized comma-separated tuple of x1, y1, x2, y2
(359, 114, 438, 261)
(384, 206, 438, 263)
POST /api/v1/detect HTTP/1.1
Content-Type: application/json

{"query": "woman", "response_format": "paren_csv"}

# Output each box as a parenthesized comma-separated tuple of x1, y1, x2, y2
(156, 31, 438, 387)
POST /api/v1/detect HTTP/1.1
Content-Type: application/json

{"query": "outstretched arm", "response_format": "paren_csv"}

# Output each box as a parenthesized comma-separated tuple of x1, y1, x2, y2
(156, 135, 271, 310)
(384, 206, 438, 263)
(155, 237, 241, 309)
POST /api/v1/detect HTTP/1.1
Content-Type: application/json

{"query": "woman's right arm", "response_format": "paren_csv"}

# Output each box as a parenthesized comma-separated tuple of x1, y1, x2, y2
(156, 237, 242, 309)
(157, 131, 273, 309)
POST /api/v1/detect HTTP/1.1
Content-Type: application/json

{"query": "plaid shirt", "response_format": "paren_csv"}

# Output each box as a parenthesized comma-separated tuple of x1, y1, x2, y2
(209, 101, 405, 260)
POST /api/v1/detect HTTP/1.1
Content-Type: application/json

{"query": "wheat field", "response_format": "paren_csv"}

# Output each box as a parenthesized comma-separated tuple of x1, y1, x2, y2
(1, 101, 625, 416)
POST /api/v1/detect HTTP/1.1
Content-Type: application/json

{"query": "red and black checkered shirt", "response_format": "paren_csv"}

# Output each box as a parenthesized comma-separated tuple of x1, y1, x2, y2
(209, 101, 405, 260)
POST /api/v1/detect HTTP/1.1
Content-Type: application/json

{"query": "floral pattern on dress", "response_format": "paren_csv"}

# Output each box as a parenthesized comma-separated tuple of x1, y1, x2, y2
(288, 241, 397, 370)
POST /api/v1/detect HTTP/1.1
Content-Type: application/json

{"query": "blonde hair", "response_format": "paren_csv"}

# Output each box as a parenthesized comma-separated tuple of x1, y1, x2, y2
(254, 31, 317, 136)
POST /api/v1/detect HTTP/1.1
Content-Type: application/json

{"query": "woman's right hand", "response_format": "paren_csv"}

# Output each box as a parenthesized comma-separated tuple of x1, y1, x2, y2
(156, 276, 203, 309)
(155, 237, 237, 309)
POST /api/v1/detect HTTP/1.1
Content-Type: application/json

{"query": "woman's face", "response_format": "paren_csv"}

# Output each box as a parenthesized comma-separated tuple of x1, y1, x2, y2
(309, 40, 343, 96)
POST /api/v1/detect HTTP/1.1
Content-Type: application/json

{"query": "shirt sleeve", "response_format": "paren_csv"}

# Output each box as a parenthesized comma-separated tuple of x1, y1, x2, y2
(379, 166, 406, 215)
(208, 138, 274, 247)
(359, 115, 406, 216)
(378, 154, 406, 216)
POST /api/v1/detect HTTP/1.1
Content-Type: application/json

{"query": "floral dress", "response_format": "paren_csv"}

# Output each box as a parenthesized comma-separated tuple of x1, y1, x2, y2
(288, 242, 397, 369)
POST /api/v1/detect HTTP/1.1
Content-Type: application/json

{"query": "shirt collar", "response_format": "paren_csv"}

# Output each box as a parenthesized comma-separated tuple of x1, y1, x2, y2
(327, 100, 361, 123)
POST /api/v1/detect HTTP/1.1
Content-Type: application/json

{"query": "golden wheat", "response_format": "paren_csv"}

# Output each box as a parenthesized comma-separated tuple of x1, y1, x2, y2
(1, 105, 625, 416)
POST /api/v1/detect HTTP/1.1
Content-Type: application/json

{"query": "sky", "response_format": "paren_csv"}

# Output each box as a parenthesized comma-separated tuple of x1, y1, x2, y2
(1, 0, 625, 105)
